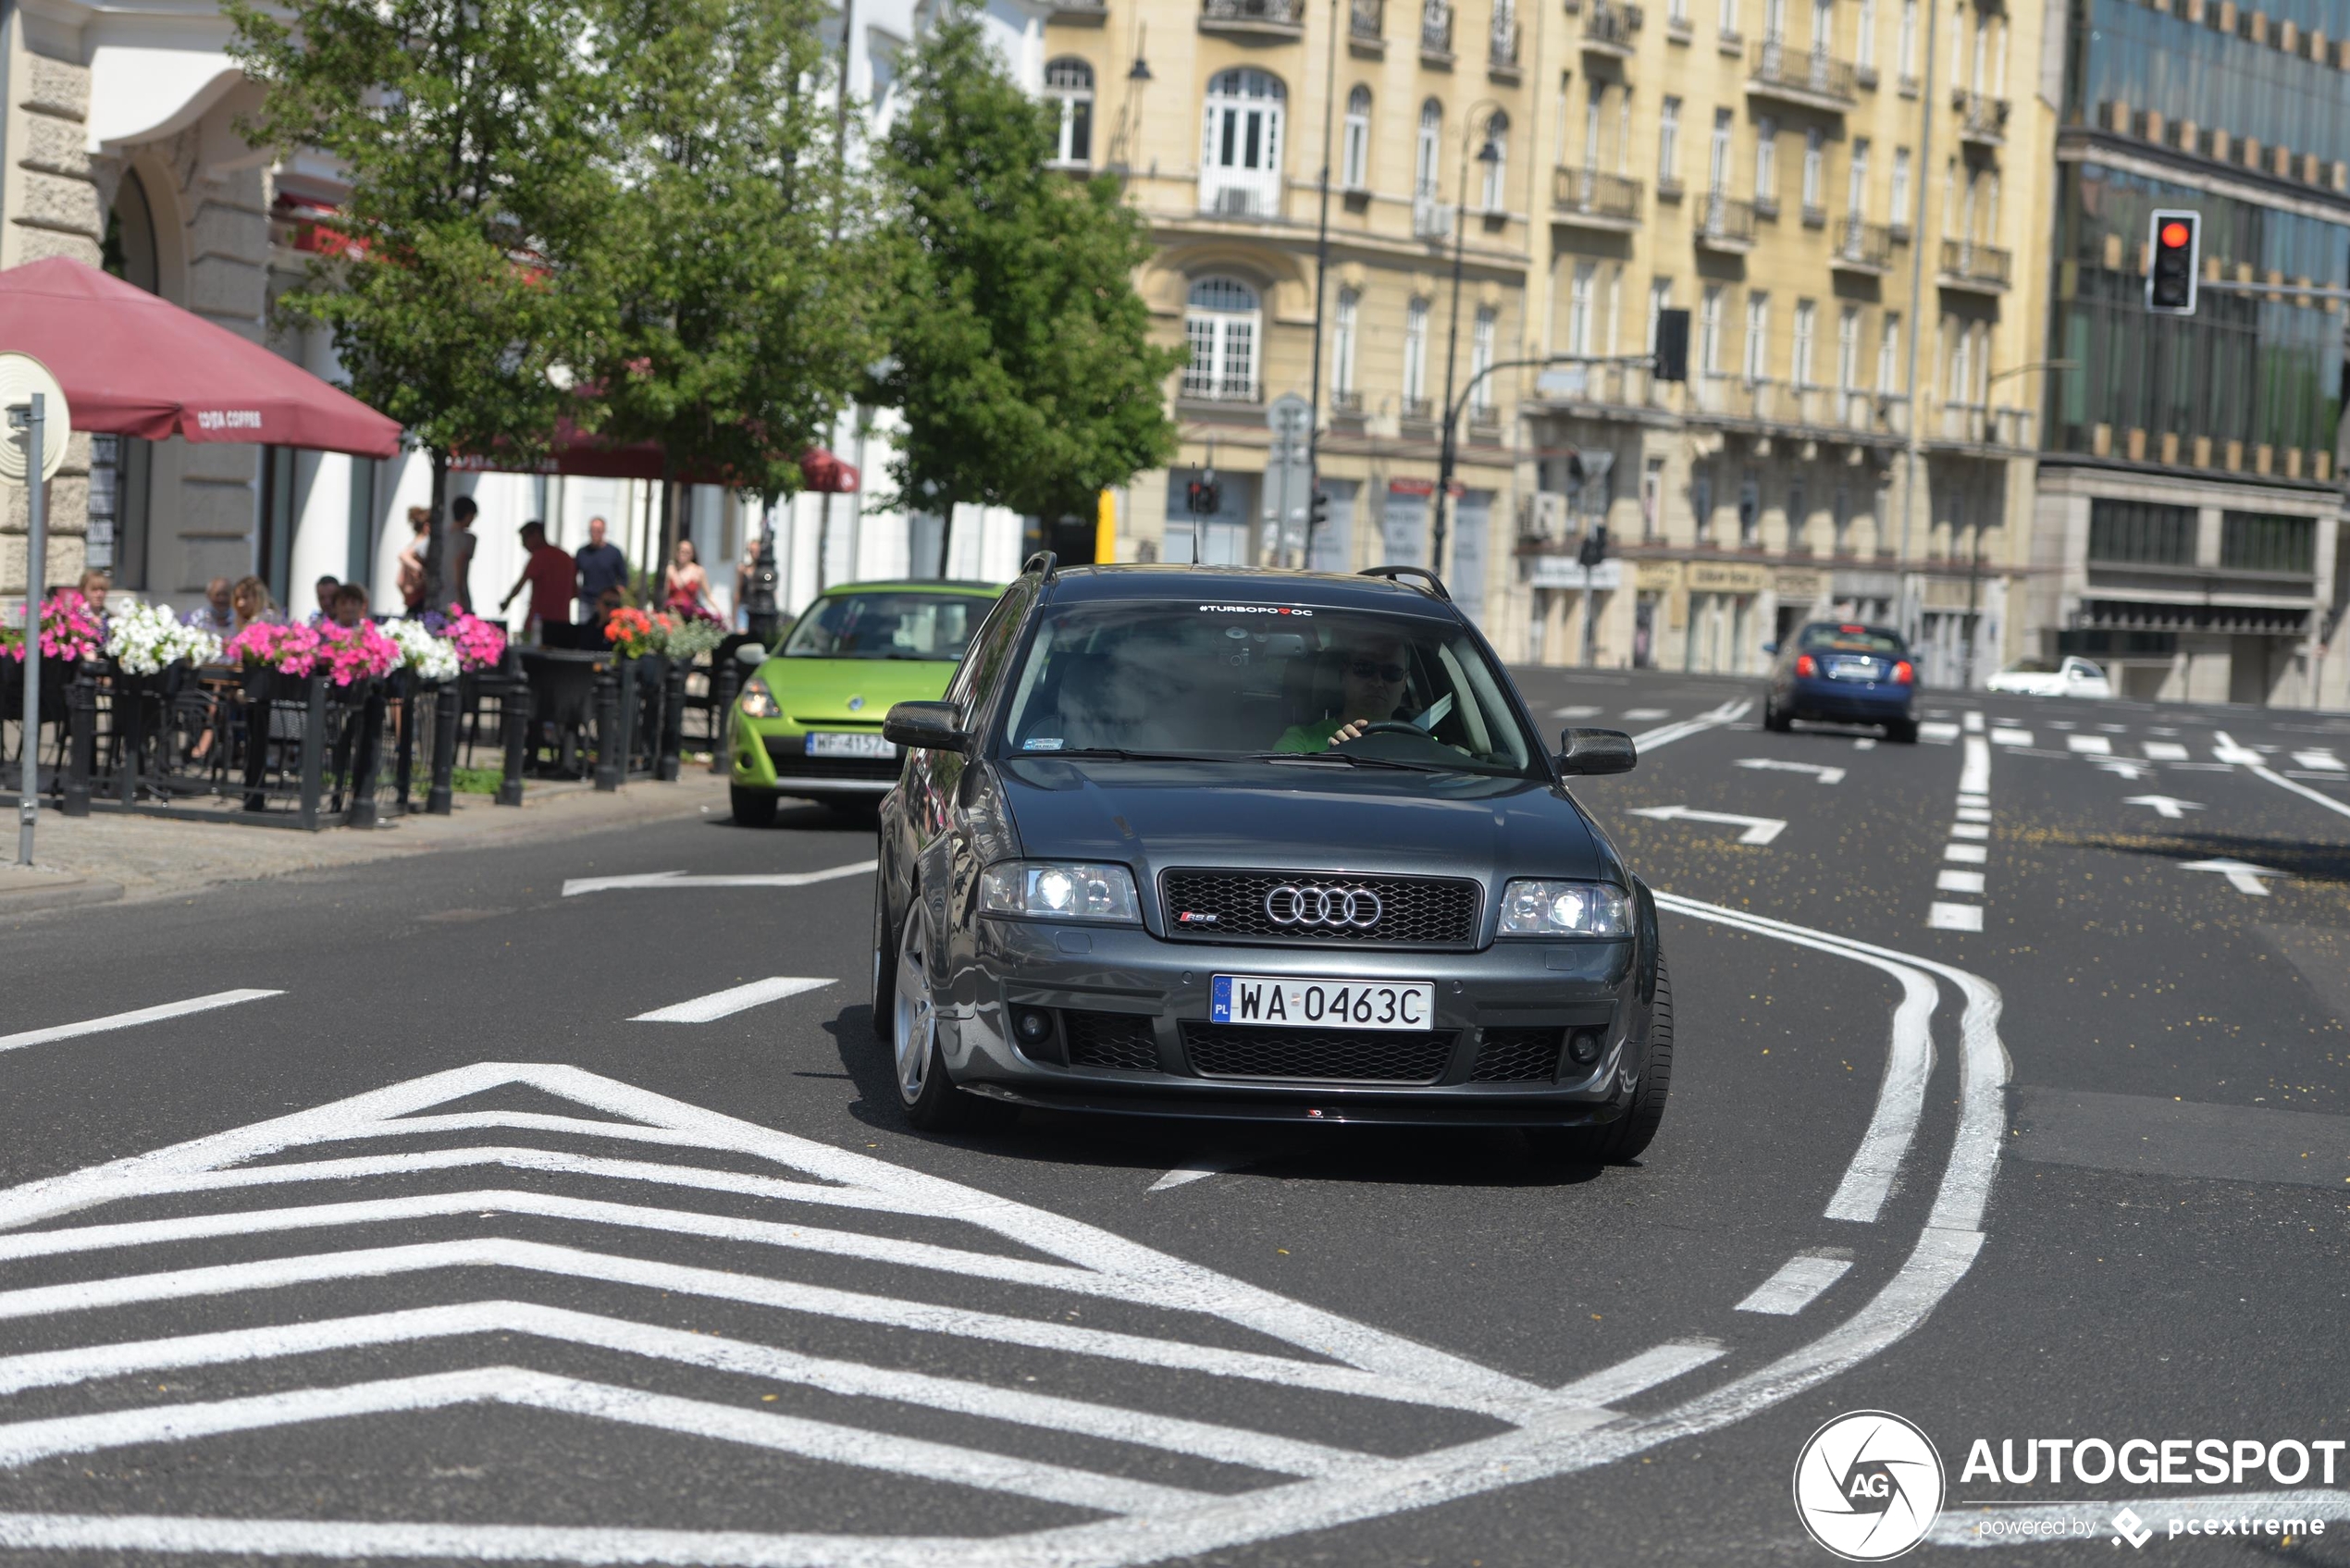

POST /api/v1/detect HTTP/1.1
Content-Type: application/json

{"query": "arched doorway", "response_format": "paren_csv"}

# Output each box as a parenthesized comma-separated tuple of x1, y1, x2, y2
(93, 169, 158, 587)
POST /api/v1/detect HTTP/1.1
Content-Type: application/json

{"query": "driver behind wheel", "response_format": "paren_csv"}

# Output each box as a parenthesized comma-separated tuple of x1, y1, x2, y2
(1274, 634, 1410, 752)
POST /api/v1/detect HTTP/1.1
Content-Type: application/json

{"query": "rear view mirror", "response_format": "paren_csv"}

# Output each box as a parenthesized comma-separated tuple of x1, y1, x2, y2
(1557, 727, 1637, 776)
(734, 643, 769, 667)
(884, 700, 969, 754)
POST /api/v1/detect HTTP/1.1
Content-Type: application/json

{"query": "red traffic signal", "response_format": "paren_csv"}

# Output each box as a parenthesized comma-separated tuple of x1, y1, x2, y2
(2147, 209, 2200, 315)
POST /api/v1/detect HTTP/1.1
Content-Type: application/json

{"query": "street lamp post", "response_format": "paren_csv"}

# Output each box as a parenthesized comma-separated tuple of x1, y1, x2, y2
(1429, 109, 1505, 579)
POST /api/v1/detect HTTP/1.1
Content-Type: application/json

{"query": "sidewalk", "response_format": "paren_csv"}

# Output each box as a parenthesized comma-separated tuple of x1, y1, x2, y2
(0, 772, 734, 915)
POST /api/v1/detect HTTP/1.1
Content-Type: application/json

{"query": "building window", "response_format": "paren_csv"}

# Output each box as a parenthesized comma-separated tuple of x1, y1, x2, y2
(1811, 0, 1831, 50)
(1793, 299, 1816, 386)
(1743, 291, 1770, 382)
(1837, 305, 1861, 391)
(1856, 0, 1875, 67)
(1947, 315, 1972, 401)
(1877, 311, 1899, 391)
(2087, 499, 2195, 566)
(1605, 265, 1623, 356)
(1692, 474, 1714, 544)
(1404, 296, 1430, 403)
(1658, 98, 1682, 182)
(1719, 0, 1738, 36)
(1647, 278, 1671, 361)
(1890, 146, 1911, 224)
(1045, 58, 1095, 166)
(1416, 100, 1443, 197)
(2220, 512, 2317, 574)
(1700, 284, 1725, 375)
(1708, 107, 1733, 191)
(1833, 486, 1853, 553)
(1182, 276, 1261, 401)
(1333, 287, 1360, 396)
(1569, 261, 1597, 354)
(1847, 137, 1869, 217)
(1471, 306, 1497, 411)
(1800, 127, 1824, 211)
(1342, 86, 1372, 189)
(1670, 0, 1690, 26)
(1201, 68, 1286, 216)
(1754, 117, 1778, 202)
(1480, 110, 1510, 211)
(1898, 0, 1916, 78)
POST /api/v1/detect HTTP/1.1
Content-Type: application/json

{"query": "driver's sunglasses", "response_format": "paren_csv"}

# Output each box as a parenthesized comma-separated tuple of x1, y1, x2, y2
(1348, 659, 1407, 683)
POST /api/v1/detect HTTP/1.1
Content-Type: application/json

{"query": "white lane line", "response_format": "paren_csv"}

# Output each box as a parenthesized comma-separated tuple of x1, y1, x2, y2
(1928, 902, 1985, 932)
(1853, 737, 1878, 751)
(1929, 1492, 2350, 1549)
(563, 860, 876, 897)
(1733, 759, 1846, 784)
(1960, 711, 1985, 734)
(0, 1302, 1361, 1479)
(1553, 1340, 1724, 1403)
(0, 990, 282, 1057)
(1620, 708, 1670, 721)
(2212, 731, 2350, 822)
(1936, 870, 1985, 894)
(2293, 748, 2345, 772)
(1623, 805, 1787, 846)
(630, 977, 834, 1024)
(1944, 844, 1988, 864)
(2066, 735, 2112, 756)
(1628, 698, 1754, 752)
(1959, 735, 1991, 796)
(1148, 1163, 1236, 1192)
(2143, 740, 2190, 761)
(1954, 806, 1990, 823)
(1919, 722, 1961, 743)
(1990, 727, 2032, 747)
(1735, 1254, 1853, 1315)
(1957, 791, 1988, 808)
(1552, 705, 1603, 719)
(0, 1365, 1208, 1516)
(1948, 821, 1989, 841)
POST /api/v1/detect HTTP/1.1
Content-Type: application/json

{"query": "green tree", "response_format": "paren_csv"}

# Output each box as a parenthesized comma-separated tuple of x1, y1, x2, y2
(577, 0, 876, 551)
(228, 0, 612, 605)
(873, 6, 1181, 566)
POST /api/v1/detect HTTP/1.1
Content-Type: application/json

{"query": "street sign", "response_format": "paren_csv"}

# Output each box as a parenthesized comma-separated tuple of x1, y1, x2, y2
(1267, 393, 1312, 438)
(0, 352, 68, 484)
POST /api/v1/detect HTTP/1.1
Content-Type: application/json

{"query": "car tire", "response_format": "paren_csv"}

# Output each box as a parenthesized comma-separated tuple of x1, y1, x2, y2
(1764, 698, 1792, 733)
(1886, 718, 1920, 745)
(731, 785, 778, 827)
(889, 903, 1013, 1134)
(870, 862, 897, 1043)
(1528, 951, 1674, 1167)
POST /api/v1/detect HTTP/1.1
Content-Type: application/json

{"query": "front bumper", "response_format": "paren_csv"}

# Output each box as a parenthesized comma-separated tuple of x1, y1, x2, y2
(940, 920, 1650, 1127)
(1784, 676, 1911, 723)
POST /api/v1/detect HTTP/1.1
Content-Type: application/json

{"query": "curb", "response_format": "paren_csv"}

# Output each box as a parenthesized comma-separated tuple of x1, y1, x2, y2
(0, 873, 128, 914)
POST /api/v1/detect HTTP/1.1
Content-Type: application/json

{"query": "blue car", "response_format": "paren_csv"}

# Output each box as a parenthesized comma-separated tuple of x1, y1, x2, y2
(1762, 622, 1918, 743)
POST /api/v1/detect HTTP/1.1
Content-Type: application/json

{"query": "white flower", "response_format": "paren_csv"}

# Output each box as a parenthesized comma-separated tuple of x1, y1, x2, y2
(386, 618, 460, 682)
(105, 600, 215, 674)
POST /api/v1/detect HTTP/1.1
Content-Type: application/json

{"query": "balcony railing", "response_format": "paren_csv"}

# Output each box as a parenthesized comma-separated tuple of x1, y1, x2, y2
(1201, 181, 1283, 218)
(1552, 166, 1645, 225)
(1583, 0, 1644, 51)
(1412, 192, 1453, 240)
(1939, 238, 2011, 290)
(1490, 15, 1521, 65)
(1401, 396, 1436, 423)
(1952, 89, 2009, 144)
(1331, 389, 1366, 416)
(1468, 403, 1503, 437)
(1179, 371, 1263, 403)
(1750, 40, 1858, 106)
(1533, 359, 1666, 410)
(1935, 401, 2035, 448)
(1201, 0, 1307, 26)
(1420, 0, 1453, 54)
(1694, 190, 1757, 248)
(1350, 0, 1384, 39)
(1832, 216, 1892, 269)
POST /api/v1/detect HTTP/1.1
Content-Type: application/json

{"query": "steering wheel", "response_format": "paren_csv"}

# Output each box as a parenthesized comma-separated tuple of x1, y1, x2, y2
(1344, 721, 1429, 739)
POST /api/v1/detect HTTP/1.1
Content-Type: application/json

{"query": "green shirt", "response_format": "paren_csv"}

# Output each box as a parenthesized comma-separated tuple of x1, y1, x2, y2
(1273, 717, 1347, 753)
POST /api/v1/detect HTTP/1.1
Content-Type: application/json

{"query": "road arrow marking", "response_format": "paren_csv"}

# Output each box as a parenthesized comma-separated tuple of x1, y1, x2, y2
(2211, 731, 2264, 766)
(2180, 858, 2286, 895)
(2095, 759, 2152, 780)
(1734, 759, 1847, 784)
(563, 860, 876, 897)
(2122, 795, 2204, 821)
(630, 978, 834, 1024)
(1625, 805, 1787, 845)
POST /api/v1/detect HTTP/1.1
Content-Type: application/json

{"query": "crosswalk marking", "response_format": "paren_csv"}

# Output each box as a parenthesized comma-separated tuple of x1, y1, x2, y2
(1736, 1254, 1853, 1315)
(2142, 741, 2189, 761)
(2066, 734, 2112, 755)
(1928, 902, 1985, 932)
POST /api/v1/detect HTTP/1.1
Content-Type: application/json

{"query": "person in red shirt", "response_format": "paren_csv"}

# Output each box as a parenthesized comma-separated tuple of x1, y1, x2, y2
(500, 522, 577, 644)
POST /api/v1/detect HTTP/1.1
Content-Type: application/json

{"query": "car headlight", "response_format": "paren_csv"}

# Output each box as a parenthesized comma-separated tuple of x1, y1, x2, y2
(738, 676, 781, 720)
(981, 861, 1142, 922)
(1498, 880, 1631, 937)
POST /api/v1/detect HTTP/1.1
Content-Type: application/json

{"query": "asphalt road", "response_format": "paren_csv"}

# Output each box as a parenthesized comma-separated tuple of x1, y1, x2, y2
(2, 670, 2345, 1567)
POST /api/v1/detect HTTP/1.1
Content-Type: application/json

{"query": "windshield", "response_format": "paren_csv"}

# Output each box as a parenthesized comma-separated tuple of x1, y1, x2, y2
(998, 602, 1540, 776)
(782, 592, 985, 661)
(1798, 623, 1906, 657)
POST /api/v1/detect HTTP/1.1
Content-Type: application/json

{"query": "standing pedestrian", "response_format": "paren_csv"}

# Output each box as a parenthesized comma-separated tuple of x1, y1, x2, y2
(434, 496, 479, 611)
(397, 508, 432, 615)
(574, 514, 627, 621)
(501, 522, 577, 646)
(664, 539, 715, 620)
(732, 537, 762, 631)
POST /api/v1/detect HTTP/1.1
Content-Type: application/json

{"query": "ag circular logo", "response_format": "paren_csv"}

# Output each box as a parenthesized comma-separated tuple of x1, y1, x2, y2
(1792, 1410, 1945, 1561)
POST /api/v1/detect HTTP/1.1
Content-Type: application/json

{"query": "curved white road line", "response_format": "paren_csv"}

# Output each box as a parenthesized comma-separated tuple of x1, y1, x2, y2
(2213, 731, 2350, 823)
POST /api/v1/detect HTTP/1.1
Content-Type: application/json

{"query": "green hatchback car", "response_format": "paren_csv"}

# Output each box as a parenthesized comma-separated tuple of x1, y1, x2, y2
(729, 580, 1004, 824)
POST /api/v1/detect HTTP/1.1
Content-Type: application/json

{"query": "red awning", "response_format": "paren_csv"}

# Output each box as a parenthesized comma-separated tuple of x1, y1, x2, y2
(452, 419, 859, 493)
(0, 256, 402, 457)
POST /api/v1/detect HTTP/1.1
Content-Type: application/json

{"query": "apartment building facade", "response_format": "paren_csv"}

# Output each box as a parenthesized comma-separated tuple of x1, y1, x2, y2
(1063, 0, 2059, 683)
(2027, 0, 2350, 707)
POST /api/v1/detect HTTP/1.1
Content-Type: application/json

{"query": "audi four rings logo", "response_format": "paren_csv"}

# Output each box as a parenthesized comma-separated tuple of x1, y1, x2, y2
(1265, 884, 1383, 927)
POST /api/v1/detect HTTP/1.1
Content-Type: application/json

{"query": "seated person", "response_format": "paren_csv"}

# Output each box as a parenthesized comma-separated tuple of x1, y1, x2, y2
(328, 584, 372, 630)
(1274, 635, 1412, 752)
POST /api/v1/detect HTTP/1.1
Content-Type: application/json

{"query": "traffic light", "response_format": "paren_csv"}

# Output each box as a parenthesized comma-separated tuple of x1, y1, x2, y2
(1577, 523, 1609, 569)
(1308, 488, 1330, 537)
(1186, 476, 1222, 516)
(2146, 209, 2200, 315)
(1652, 309, 1691, 382)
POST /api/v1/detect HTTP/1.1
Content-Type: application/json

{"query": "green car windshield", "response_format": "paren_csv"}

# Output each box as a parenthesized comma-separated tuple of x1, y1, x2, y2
(783, 592, 985, 661)
(998, 602, 1541, 777)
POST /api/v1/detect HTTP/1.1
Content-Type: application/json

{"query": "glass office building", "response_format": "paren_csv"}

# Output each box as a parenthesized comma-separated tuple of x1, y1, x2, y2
(2029, 0, 2350, 706)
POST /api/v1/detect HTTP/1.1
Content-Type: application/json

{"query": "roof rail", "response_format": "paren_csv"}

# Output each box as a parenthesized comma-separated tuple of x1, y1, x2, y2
(1358, 564, 1452, 600)
(1022, 551, 1058, 580)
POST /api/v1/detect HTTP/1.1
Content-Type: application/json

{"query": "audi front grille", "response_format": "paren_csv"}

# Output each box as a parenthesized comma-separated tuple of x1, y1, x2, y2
(1158, 870, 1482, 948)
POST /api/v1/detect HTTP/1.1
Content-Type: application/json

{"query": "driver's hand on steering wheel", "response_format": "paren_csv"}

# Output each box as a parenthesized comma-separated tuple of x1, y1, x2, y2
(1327, 720, 1370, 747)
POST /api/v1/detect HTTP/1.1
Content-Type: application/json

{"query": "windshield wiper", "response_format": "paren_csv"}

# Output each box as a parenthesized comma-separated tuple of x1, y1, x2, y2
(1244, 750, 1454, 773)
(1043, 747, 1233, 763)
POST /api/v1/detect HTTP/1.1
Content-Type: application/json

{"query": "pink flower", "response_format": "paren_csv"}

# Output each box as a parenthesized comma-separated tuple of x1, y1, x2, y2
(224, 622, 325, 676)
(315, 622, 400, 685)
(2, 592, 103, 662)
(443, 610, 507, 673)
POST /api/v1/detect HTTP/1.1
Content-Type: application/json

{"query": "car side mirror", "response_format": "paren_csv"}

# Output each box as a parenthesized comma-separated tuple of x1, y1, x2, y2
(734, 643, 769, 668)
(884, 700, 969, 754)
(1557, 727, 1637, 776)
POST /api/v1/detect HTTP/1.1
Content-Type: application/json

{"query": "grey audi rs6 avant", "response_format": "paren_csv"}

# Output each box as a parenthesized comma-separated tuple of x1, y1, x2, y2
(871, 559, 1671, 1164)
